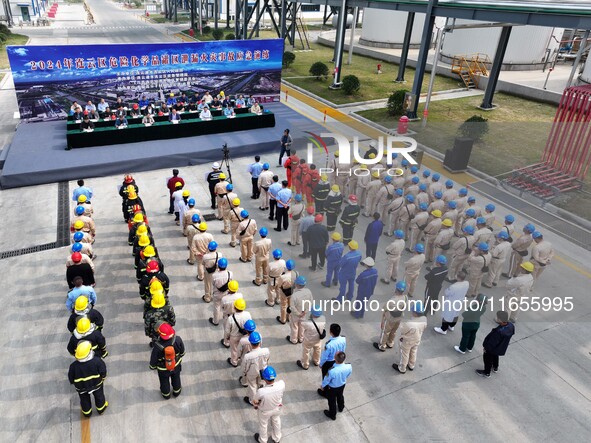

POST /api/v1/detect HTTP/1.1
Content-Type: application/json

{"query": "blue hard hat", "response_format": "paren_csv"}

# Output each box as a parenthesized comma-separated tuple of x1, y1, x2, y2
(436, 255, 448, 265)
(395, 281, 407, 292)
(263, 163, 270, 170)
(411, 301, 424, 314)
(226, 183, 233, 192)
(208, 241, 218, 251)
(248, 331, 262, 345)
(411, 176, 419, 184)
(423, 170, 431, 178)
(410, 165, 418, 173)
(188, 198, 196, 206)
(311, 306, 323, 317)
(478, 242, 489, 252)
(244, 319, 256, 333)
(464, 225, 475, 235)
(402, 159, 410, 167)
(445, 179, 453, 188)
(476, 217, 486, 225)
(384, 176, 392, 183)
(217, 257, 228, 269)
(394, 229, 405, 239)
(272, 249, 282, 259)
(467, 196, 476, 203)
(295, 275, 307, 286)
(485, 203, 495, 212)
(259, 227, 268, 237)
(75, 206, 85, 215)
(459, 188, 468, 196)
(240, 210, 249, 218)
(286, 259, 295, 270)
(192, 214, 200, 223)
(497, 231, 509, 240)
(415, 243, 425, 254)
(434, 191, 443, 199)
(73, 232, 84, 242)
(448, 201, 457, 209)
(505, 214, 515, 223)
(532, 231, 543, 239)
(419, 202, 428, 211)
(261, 366, 276, 381)
(432, 173, 440, 181)
(466, 208, 476, 217)
(419, 183, 427, 192)
(395, 188, 404, 196)
(392, 153, 398, 159)
(72, 242, 83, 252)
(406, 195, 415, 203)
(295, 194, 303, 202)
(524, 223, 536, 234)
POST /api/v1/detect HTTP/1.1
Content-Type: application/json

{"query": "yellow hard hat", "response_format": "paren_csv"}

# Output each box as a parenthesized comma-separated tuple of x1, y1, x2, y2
(442, 218, 453, 227)
(232, 198, 240, 206)
(133, 213, 144, 223)
(520, 261, 534, 273)
(76, 317, 91, 334)
(321, 175, 328, 181)
(150, 280, 164, 293)
(170, 93, 174, 97)
(75, 296, 89, 311)
(431, 209, 442, 218)
(219, 173, 226, 180)
(368, 153, 376, 159)
(331, 185, 340, 192)
(234, 298, 246, 311)
(138, 234, 150, 247)
(151, 292, 166, 308)
(175, 181, 182, 188)
(348, 240, 359, 250)
(331, 232, 342, 241)
(334, 151, 339, 157)
(228, 280, 239, 292)
(74, 220, 85, 230)
(136, 225, 148, 236)
(126, 184, 135, 193)
(198, 222, 208, 231)
(77, 195, 87, 203)
(143, 246, 156, 257)
(371, 171, 380, 178)
(182, 190, 190, 197)
(75, 340, 92, 360)
(360, 164, 367, 170)
(127, 192, 138, 200)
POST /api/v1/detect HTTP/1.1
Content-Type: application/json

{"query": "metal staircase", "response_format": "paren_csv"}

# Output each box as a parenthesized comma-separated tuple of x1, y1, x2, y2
(451, 53, 491, 89)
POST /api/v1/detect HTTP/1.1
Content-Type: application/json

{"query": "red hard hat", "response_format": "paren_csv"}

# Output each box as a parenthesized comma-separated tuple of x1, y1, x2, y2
(306, 206, 315, 215)
(124, 174, 134, 183)
(158, 323, 175, 339)
(314, 214, 324, 223)
(132, 204, 143, 213)
(348, 194, 358, 202)
(146, 261, 160, 273)
(71, 252, 82, 263)
(133, 103, 139, 109)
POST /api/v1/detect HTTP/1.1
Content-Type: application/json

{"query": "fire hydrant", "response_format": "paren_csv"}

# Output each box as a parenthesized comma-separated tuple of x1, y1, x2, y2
(397, 116, 409, 134)
(189, 28, 195, 37)
(377, 63, 382, 74)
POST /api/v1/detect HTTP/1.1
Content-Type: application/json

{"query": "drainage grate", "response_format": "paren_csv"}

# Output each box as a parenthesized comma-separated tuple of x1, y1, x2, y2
(0, 242, 58, 259)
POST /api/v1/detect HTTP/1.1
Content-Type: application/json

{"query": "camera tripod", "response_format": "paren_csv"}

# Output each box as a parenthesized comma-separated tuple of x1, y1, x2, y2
(221, 143, 233, 184)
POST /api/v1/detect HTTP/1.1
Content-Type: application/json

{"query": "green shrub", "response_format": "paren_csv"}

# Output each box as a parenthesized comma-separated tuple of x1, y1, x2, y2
(225, 33, 235, 40)
(387, 89, 409, 116)
(282, 51, 295, 68)
(212, 28, 224, 40)
(0, 24, 11, 36)
(309, 61, 329, 81)
(342, 75, 360, 95)
(458, 115, 489, 141)
(202, 25, 212, 35)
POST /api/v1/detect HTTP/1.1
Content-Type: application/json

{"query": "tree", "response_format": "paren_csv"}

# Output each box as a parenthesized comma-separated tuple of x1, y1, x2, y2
(387, 89, 409, 116)
(202, 25, 212, 35)
(212, 28, 224, 40)
(309, 61, 329, 81)
(458, 115, 489, 142)
(283, 51, 295, 68)
(342, 75, 360, 95)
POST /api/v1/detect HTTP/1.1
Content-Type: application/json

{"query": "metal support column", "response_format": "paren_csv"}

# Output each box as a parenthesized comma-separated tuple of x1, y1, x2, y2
(226, 0, 230, 28)
(242, 0, 248, 40)
(347, 6, 358, 65)
(190, 0, 195, 30)
(290, 2, 297, 48)
(566, 29, 590, 88)
(330, 0, 348, 89)
(255, 0, 260, 37)
(280, 0, 287, 40)
(480, 26, 512, 109)
(214, 0, 218, 29)
(407, 0, 438, 119)
(235, 0, 240, 38)
(395, 12, 415, 82)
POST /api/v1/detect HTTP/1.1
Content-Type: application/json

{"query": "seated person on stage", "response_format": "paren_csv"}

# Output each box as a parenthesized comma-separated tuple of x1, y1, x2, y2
(87, 108, 100, 120)
(221, 96, 231, 108)
(115, 105, 127, 118)
(130, 103, 141, 118)
(187, 100, 198, 112)
(144, 103, 155, 115)
(190, 93, 199, 104)
(138, 95, 150, 109)
(210, 96, 222, 110)
(247, 95, 256, 107)
(115, 97, 126, 109)
(80, 115, 95, 132)
(160, 103, 171, 115)
(197, 100, 205, 112)
(97, 98, 109, 117)
(179, 92, 189, 105)
(169, 108, 181, 123)
(115, 114, 128, 128)
(85, 100, 96, 113)
(235, 94, 246, 108)
(70, 101, 81, 116)
(72, 108, 84, 121)
(103, 107, 113, 120)
(142, 112, 155, 125)
(202, 91, 213, 105)
(223, 106, 235, 118)
(167, 93, 177, 107)
(250, 101, 262, 115)
(199, 105, 212, 120)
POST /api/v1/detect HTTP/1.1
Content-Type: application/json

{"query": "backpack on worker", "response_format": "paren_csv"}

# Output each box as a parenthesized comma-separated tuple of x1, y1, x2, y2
(156, 337, 177, 371)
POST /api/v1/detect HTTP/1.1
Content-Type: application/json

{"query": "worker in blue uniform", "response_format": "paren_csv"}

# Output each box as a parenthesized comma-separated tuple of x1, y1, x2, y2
(335, 241, 362, 301)
(322, 232, 345, 288)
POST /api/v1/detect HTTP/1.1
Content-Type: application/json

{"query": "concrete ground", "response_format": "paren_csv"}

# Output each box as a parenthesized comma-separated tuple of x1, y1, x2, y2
(0, 2, 590, 442)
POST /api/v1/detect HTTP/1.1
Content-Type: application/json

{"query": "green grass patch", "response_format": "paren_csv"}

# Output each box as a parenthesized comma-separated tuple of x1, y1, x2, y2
(149, 13, 191, 24)
(1, 34, 29, 70)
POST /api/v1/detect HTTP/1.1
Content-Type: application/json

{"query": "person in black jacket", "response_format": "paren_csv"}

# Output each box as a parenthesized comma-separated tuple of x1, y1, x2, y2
(423, 255, 449, 315)
(68, 340, 108, 417)
(67, 317, 108, 358)
(307, 214, 329, 271)
(476, 310, 515, 378)
(338, 195, 361, 245)
(67, 296, 104, 333)
(313, 175, 331, 214)
(150, 323, 185, 399)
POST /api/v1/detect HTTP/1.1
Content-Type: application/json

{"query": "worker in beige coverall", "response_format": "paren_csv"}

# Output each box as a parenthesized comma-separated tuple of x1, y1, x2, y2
(354, 165, 370, 206)
(266, 250, 286, 307)
(373, 281, 407, 351)
(236, 210, 257, 262)
(252, 228, 272, 286)
(482, 231, 512, 288)
(276, 260, 297, 325)
(381, 229, 406, 284)
(433, 218, 454, 259)
(530, 231, 554, 284)
(423, 210, 442, 263)
(288, 194, 305, 246)
(396, 195, 416, 240)
(241, 333, 270, 405)
(504, 223, 535, 278)
(363, 171, 382, 217)
(224, 299, 251, 367)
(185, 215, 200, 263)
(447, 226, 475, 282)
(286, 276, 313, 345)
(403, 244, 426, 297)
(221, 186, 238, 234)
(257, 165, 274, 210)
(504, 261, 534, 322)
(202, 242, 222, 302)
(182, 200, 200, 236)
(253, 367, 285, 443)
(297, 307, 325, 370)
(189, 222, 214, 281)
(209, 261, 232, 324)
(408, 203, 429, 252)
(214, 173, 229, 219)
(393, 302, 427, 374)
(466, 242, 492, 297)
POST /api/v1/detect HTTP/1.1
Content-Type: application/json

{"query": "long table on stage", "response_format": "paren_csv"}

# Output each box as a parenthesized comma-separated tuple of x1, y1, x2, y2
(66, 111, 275, 149)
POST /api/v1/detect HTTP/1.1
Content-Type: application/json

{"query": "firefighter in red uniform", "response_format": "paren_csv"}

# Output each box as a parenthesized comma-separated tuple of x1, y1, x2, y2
(293, 159, 307, 196)
(284, 152, 299, 189)
(303, 164, 320, 205)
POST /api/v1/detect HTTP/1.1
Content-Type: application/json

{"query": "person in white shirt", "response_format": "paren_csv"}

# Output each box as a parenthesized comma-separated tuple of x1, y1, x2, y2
(142, 113, 154, 125)
(253, 367, 285, 443)
(434, 271, 469, 334)
(251, 102, 262, 114)
(97, 99, 109, 115)
(241, 332, 270, 405)
(199, 106, 212, 120)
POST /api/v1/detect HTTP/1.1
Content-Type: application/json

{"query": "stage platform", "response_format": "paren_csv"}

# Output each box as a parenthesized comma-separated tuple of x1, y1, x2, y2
(0, 103, 323, 189)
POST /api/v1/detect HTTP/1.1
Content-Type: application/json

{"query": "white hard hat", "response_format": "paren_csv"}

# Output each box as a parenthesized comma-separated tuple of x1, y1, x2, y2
(369, 140, 377, 149)
(212, 162, 220, 169)
(361, 257, 375, 267)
